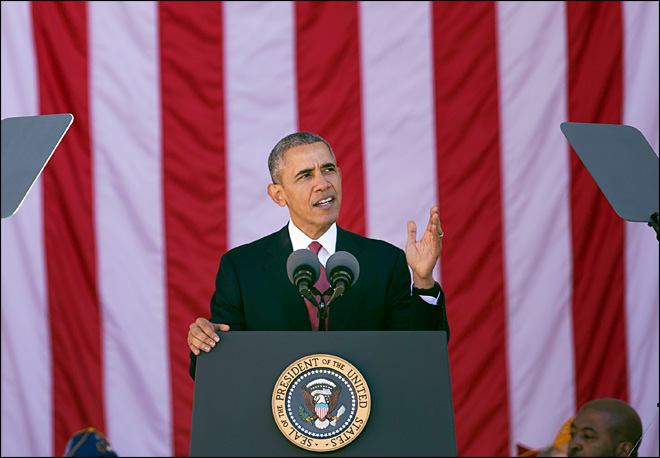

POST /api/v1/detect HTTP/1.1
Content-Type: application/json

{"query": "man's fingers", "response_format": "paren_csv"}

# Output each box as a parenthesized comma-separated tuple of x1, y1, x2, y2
(213, 323, 230, 333)
(188, 318, 231, 355)
(189, 324, 217, 350)
(194, 317, 220, 341)
(407, 220, 417, 244)
(429, 207, 443, 238)
(191, 318, 219, 346)
(188, 333, 213, 355)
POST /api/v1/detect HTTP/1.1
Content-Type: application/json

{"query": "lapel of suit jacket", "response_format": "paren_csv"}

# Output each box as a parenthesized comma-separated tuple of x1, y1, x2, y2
(264, 225, 314, 330)
(327, 226, 364, 330)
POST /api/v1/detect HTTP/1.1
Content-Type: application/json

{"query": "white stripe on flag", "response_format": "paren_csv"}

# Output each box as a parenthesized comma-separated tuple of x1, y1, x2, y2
(0, 2, 52, 456)
(622, 3, 660, 457)
(360, 1, 438, 249)
(497, 2, 576, 455)
(89, 2, 171, 455)
(225, 1, 296, 249)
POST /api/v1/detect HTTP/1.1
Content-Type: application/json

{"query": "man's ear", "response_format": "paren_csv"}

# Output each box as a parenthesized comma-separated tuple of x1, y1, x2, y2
(615, 441, 633, 457)
(267, 183, 287, 207)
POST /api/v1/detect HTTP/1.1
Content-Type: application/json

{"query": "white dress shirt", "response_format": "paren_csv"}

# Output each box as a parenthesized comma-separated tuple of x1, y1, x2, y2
(287, 220, 336, 266)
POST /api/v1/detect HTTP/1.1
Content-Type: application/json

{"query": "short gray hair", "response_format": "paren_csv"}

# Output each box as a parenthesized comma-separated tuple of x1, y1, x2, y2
(268, 132, 335, 184)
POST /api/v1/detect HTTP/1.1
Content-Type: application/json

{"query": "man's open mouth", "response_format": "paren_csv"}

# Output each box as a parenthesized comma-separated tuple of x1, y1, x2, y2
(314, 197, 334, 207)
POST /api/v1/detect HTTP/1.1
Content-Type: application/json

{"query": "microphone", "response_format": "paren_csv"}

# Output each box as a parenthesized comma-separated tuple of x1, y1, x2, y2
(325, 251, 359, 306)
(286, 249, 321, 305)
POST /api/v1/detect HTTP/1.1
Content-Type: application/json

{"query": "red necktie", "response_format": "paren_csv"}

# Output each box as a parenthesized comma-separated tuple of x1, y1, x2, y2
(305, 241, 331, 331)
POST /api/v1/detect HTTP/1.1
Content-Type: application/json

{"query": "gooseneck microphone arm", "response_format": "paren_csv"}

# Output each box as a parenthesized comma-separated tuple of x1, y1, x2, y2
(287, 248, 323, 311)
(292, 269, 319, 307)
(317, 297, 328, 332)
(298, 279, 328, 332)
(325, 251, 360, 307)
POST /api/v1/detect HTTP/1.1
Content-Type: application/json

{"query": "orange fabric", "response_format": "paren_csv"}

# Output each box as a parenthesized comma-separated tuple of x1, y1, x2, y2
(516, 444, 540, 457)
(552, 417, 573, 454)
(516, 416, 573, 457)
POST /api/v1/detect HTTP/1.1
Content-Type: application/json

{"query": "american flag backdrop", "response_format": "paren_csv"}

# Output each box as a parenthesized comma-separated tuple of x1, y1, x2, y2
(1, 1, 658, 456)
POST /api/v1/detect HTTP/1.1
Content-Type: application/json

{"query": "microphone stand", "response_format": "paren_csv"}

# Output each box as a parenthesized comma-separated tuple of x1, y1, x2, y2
(318, 299, 327, 332)
(301, 285, 331, 331)
(316, 287, 332, 332)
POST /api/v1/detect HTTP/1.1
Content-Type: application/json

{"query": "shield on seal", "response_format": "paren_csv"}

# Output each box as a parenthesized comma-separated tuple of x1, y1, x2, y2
(315, 403, 328, 420)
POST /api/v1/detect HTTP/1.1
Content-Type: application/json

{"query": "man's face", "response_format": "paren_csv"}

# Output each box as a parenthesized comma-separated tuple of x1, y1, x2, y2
(568, 408, 619, 457)
(269, 142, 342, 239)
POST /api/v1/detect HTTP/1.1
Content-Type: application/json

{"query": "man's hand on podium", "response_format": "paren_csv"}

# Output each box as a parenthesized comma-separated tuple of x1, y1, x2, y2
(188, 317, 230, 355)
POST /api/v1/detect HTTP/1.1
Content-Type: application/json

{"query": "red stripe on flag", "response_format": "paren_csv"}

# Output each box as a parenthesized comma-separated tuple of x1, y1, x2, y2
(295, 1, 366, 235)
(32, 2, 105, 454)
(432, 2, 510, 456)
(159, 3, 227, 456)
(566, 2, 628, 407)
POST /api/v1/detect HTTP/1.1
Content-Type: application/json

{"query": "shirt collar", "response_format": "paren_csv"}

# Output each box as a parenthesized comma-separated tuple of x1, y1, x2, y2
(287, 221, 337, 262)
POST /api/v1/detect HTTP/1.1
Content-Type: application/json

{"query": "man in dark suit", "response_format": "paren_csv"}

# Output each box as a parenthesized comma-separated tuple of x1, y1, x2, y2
(187, 132, 448, 379)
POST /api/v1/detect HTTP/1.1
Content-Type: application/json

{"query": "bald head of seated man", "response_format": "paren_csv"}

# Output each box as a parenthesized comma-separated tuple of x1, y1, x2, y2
(568, 398, 643, 457)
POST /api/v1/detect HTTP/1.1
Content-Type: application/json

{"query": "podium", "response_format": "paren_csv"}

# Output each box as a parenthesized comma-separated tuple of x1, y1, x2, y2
(189, 331, 456, 456)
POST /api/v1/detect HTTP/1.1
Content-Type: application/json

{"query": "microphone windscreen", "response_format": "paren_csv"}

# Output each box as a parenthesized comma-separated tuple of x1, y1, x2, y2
(326, 251, 359, 286)
(286, 249, 321, 285)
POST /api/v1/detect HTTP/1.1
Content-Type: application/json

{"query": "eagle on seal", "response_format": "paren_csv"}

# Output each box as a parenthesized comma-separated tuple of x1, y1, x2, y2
(301, 378, 341, 429)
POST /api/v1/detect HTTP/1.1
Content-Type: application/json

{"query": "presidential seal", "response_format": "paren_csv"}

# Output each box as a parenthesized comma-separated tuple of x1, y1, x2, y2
(271, 354, 371, 452)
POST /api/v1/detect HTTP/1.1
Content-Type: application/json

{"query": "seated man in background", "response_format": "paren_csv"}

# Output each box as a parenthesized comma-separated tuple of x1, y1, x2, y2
(567, 398, 643, 457)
